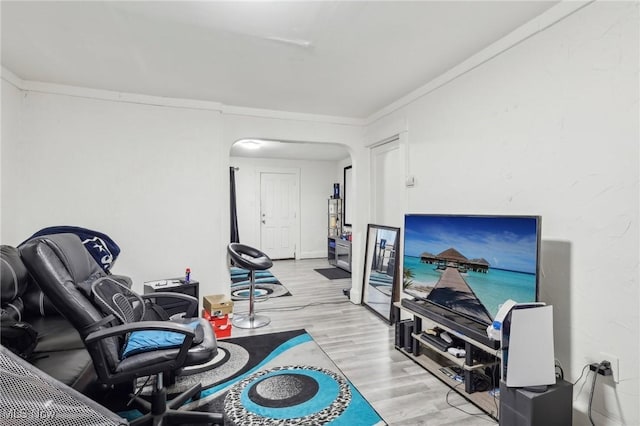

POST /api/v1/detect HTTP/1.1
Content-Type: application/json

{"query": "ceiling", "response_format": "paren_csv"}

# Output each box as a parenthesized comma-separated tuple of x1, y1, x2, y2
(1, 1, 558, 121)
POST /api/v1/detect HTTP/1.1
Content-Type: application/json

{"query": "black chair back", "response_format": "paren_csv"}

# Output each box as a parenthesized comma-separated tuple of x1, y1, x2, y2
(91, 276, 145, 324)
(19, 234, 122, 373)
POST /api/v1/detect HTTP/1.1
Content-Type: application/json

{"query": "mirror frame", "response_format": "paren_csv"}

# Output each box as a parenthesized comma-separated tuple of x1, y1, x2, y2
(361, 224, 401, 324)
(343, 165, 353, 226)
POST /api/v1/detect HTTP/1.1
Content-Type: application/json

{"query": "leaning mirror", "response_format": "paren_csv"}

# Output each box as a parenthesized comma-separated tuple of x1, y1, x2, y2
(362, 224, 401, 323)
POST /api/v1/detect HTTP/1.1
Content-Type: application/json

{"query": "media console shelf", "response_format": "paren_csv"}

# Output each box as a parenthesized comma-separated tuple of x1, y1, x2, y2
(395, 301, 501, 420)
(327, 236, 351, 272)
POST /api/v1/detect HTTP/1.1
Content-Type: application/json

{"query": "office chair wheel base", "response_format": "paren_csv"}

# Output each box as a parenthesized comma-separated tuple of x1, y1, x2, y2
(232, 314, 270, 329)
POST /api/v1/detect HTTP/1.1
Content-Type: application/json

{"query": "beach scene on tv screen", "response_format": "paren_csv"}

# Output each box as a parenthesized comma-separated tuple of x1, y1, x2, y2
(403, 215, 538, 324)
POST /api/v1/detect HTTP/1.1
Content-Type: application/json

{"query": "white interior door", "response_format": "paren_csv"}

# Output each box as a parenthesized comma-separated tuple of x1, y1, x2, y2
(260, 172, 298, 259)
(371, 139, 403, 227)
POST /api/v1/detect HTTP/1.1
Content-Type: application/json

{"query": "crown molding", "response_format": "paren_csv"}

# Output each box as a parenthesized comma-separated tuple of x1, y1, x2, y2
(364, 0, 594, 125)
(1, 67, 24, 88)
(15, 78, 225, 112)
(2, 68, 363, 126)
(222, 104, 364, 126)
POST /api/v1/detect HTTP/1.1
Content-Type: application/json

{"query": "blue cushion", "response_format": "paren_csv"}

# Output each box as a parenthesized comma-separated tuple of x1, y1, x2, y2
(121, 320, 200, 359)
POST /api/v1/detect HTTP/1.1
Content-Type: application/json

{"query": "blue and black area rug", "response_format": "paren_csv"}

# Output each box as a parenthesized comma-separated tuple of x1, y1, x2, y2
(230, 266, 292, 300)
(123, 329, 385, 425)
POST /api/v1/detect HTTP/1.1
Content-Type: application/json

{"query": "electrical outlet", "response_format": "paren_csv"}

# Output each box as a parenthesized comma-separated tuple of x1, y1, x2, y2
(600, 352, 619, 383)
(590, 362, 612, 375)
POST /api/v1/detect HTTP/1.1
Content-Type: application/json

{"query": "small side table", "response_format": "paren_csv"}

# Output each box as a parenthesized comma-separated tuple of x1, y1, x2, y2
(499, 379, 573, 426)
(143, 279, 199, 317)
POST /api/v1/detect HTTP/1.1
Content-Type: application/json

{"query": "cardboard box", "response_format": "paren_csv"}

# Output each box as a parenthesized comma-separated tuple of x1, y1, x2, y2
(211, 314, 230, 326)
(203, 294, 234, 316)
(202, 310, 231, 326)
(213, 324, 232, 339)
(202, 309, 233, 339)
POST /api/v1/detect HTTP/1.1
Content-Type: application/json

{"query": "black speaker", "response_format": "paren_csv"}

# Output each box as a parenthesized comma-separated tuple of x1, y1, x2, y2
(395, 319, 413, 350)
(395, 322, 402, 348)
(403, 320, 414, 352)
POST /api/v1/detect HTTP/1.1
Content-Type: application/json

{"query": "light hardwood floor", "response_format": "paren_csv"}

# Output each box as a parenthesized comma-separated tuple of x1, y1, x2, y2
(229, 258, 498, 426)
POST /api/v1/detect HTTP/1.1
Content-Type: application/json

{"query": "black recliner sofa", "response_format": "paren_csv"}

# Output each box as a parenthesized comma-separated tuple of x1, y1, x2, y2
(1, 244, 97, 391)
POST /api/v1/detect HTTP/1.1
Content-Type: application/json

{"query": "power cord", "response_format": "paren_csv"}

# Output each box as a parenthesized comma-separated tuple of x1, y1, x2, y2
(571, 362, 606, 426)
(572, 364, 591, 386)
(235, 299, 351, 314)
(588, 361, 607, 426)
(555, 358, 564, 380)
(444, 382, 495, 423)
(127, 375, 152, 407)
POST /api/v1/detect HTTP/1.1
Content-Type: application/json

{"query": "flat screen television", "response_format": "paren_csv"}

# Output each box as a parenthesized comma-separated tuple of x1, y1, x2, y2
(402, 214, 541, 327)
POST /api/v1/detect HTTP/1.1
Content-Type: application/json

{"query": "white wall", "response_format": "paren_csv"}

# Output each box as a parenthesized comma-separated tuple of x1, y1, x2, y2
(0, 79, 23, 239)
(0, 88, 230, 298)
(367, 2, 638, 425)
(0, 82, 363, 299)
(229, 155, 343, 259)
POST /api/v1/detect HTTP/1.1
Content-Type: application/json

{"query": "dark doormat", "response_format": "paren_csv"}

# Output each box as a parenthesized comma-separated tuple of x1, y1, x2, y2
(314, 267, 351, 280)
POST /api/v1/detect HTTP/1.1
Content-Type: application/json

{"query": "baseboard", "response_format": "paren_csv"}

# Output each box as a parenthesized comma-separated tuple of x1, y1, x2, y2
(299, 251, 327, 259)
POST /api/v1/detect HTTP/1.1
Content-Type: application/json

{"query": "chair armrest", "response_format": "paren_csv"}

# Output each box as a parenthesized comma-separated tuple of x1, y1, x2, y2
(141, 292, 198, 318)
(85, 321, 197, 365)
(85, 321, 196, 343)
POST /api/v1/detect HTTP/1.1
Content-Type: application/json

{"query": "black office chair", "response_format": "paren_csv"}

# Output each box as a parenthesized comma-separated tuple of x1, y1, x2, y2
(20, 233, 224, 426)
(227, 243, 273, 329)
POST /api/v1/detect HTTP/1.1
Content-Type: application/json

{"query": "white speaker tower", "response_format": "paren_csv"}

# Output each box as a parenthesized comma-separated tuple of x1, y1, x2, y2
(498, 302, 556, 388)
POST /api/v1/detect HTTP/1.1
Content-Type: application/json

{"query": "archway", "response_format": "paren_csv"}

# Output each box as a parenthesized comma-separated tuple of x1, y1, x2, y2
(229, 139, 352, 264)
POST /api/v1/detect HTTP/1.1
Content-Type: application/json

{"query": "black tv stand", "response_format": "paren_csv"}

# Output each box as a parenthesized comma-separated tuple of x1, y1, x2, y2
(395, 300, 501, 420)
(400, 298, 499, 350)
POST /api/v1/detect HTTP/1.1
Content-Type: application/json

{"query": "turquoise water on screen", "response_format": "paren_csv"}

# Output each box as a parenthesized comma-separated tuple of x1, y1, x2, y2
(403, 256, 536, 318)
